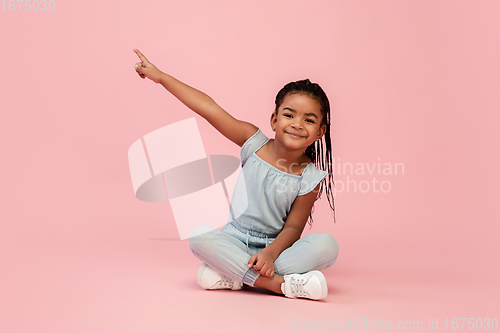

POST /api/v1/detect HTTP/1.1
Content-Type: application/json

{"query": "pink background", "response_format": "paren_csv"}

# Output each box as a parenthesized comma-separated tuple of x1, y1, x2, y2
(1, 0, 499, 332)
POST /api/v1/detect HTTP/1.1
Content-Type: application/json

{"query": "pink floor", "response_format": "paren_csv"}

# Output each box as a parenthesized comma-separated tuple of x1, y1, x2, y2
(2, 219, 498, 333)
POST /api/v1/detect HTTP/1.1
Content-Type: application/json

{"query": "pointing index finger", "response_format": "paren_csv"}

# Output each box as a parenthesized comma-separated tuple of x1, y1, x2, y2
(133, 48, 148, 63)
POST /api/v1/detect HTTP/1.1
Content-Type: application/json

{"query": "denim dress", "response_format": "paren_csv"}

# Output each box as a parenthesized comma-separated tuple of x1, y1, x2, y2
(189, 128, 339, 286)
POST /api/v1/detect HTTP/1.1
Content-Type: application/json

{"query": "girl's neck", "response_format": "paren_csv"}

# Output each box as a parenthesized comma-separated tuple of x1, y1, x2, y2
(268, 139, 310, 167)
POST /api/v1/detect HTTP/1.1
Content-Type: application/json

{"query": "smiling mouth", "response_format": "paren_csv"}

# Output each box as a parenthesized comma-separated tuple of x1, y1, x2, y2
(286, 132, 304, 139)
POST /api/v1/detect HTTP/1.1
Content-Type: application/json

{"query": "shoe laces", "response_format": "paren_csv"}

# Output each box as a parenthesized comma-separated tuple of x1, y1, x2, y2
(290, 276, 309, 298)
(217, 275, 233, 288)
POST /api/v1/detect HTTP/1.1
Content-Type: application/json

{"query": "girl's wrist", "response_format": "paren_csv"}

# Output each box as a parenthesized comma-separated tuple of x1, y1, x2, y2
(261, 247, 278, 262)
(158, 72, 167, 84)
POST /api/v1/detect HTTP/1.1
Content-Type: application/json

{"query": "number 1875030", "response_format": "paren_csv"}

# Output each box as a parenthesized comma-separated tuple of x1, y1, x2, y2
(2, 0, 55, 11)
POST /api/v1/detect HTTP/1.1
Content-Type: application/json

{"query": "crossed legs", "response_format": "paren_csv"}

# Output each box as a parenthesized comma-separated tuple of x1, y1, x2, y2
(189, 225, 339, 294)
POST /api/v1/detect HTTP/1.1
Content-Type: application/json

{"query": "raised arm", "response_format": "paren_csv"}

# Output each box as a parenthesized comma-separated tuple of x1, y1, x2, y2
(134, 48, 258, 147)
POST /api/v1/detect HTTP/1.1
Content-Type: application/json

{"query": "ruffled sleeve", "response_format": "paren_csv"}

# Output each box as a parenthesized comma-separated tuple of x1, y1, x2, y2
(240, 128, 268, 166)
(298, 164, 328, 196)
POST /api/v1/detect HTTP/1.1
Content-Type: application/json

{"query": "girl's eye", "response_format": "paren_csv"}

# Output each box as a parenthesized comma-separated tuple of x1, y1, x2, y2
(283, 114, 315, 123)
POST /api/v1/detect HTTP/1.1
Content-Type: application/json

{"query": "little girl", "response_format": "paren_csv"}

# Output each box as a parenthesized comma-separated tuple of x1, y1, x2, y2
(134, 48, 339, 301)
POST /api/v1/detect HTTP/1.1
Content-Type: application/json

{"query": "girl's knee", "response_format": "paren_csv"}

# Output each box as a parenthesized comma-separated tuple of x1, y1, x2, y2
(189, 225, 217, 253)
(325, 234, 339, 255)
(310, 233, 339, 262)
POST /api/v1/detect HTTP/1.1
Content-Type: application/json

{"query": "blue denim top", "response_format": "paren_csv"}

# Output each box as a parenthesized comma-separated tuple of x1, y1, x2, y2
(227, 128, 328, 237)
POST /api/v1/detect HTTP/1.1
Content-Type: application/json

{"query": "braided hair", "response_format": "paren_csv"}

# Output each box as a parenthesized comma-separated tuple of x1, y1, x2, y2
(274, 79, 336, 227)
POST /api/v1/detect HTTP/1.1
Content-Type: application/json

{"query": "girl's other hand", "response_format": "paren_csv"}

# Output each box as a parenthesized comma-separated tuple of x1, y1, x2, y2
(247, 251, 275, 278)
(133, 48, 164, 84)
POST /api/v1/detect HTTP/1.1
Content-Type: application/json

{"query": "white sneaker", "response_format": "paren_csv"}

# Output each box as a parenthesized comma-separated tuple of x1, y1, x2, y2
(196, 263, 243, 290)
(281, 271, 328, 300)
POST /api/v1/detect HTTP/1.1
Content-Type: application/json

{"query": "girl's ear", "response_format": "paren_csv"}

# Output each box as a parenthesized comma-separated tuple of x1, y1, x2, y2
(317, 124, 327, 139)
(270, 112, 277, 131)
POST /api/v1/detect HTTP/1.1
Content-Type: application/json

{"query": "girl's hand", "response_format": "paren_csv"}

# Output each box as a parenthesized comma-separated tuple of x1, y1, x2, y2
(133, 48, 164, 84)
(248, 251, 275, 278)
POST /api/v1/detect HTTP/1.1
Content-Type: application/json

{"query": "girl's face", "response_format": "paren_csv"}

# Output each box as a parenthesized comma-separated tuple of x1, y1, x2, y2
(270, 92, 326, 151)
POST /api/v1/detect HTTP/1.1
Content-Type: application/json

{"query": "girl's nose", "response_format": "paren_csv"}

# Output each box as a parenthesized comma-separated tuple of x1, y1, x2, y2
(291, 122, 303, 129)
